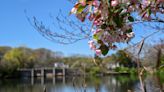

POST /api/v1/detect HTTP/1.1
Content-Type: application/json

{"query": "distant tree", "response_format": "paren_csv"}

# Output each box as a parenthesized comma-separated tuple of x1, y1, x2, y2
(103, 54, 117, 63)
(143, 40, 164, 69)
(0, 48, 22, 76)
(114, 50, 136, 68)
(33, 48, 64, 67)
(0, 46, 11, 60)
(64, 55, 93, 69)
(0, 47, 37, 70)
(34, 48, 53, 62)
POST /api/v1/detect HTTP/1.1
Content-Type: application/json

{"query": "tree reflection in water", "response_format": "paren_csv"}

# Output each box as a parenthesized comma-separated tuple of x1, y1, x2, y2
(0, 75, 163, 92)
(144, 75, 163, 92)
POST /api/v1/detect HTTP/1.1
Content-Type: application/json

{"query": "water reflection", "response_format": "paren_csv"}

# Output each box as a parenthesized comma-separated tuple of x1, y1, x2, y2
(0, 75, 163, 92)
(144, 75, 163, 92)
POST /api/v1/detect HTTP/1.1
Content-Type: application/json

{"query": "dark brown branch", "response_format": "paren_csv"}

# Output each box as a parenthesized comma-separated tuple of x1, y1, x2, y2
(125, 30, 162, 51)
(26, 2, 164, 45)
(131, 18, 164, 25)
(28, 11, 92, 44)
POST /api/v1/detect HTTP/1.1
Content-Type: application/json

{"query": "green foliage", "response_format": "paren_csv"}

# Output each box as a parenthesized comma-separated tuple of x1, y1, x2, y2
(114, 50, 135, 67)
(0, 46, 11, 57)
(2, 48, 22, 70)
(128, 16, 134, 22)
(63, 55, 93, 69)
(0, 46, 64, 77)
(77, 5, 85, 14)
(115, 67, 129, 72)
(88, 66, 101, 75)
(129, 68, 137, 74)
(156, 68, 164, 83)
(113, 15, 123, 27)
(115, 67, 137, 74)
(99, 45, 109, 56)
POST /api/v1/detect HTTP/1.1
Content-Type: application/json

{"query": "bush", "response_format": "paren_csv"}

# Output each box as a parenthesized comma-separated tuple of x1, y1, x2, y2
(89, 66, 101, 75)
(157, 68, 164, 83)
(115, 67, 137, 74)
(115, 67, 129, 72)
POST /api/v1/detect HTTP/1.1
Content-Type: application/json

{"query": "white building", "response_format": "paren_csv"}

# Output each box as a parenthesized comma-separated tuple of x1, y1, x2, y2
(54, 62, 69, 68)
(107, 62, 120, 70)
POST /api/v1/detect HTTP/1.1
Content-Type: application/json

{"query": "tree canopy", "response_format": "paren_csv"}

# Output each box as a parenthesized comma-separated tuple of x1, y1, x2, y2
(70, 0, 164, 56)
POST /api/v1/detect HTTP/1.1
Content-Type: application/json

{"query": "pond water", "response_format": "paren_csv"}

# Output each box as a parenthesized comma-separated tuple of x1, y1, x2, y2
(0, 75, 163, 92)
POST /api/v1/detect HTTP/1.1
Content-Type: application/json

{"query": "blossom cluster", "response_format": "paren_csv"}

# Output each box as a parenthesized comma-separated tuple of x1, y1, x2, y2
(70, 0, 164, 56)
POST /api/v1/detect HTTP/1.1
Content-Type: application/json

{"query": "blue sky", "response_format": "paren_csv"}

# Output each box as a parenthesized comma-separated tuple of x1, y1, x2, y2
(0, 0, 163, 56)
(0, 0, 93, 56)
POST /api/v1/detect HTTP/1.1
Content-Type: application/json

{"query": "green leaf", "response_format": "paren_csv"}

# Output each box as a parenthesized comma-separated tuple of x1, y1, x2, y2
(97, 40, 103, 44)
(77, 5, 86, 14)
(126, 28, 132, 33)
(120, 12, 130, 17)
(99, 45, 109, 56)
(101, 24, 107, 29)
(128, 16, 134, 22)
(114, 8, 123, 13)
(93, 31, 103, 40)
(113, 16, 123, 27)
(93, 34, 99, 40)
(148, 8, 151, 16)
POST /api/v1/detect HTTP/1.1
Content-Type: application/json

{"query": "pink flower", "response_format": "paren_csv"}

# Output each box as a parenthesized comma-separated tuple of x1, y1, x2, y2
(88, 40, 94, 44)
(95, 49, 101, 55)
(93, 29, 101, 34)
(88, 40, 96, 50)
(70, 7, 77, 14)
(93, 18, 102, 26)
(80, 0, 86, 6)
(142, 0, 150, 7)
(93, 7, 99, 13)
(111, 0, 119, 7)
(93, 20, 101, 25)
(93, 0, 99, 7)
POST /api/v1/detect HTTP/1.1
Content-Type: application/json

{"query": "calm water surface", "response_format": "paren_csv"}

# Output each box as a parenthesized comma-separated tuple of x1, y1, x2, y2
(0, 75, 163, 92)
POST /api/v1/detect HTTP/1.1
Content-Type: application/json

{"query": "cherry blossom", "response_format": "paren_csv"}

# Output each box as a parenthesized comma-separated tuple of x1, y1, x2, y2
(95, 49, 101, 55)
(111, 0, 119, 7)
(70, 0, 164, 56)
